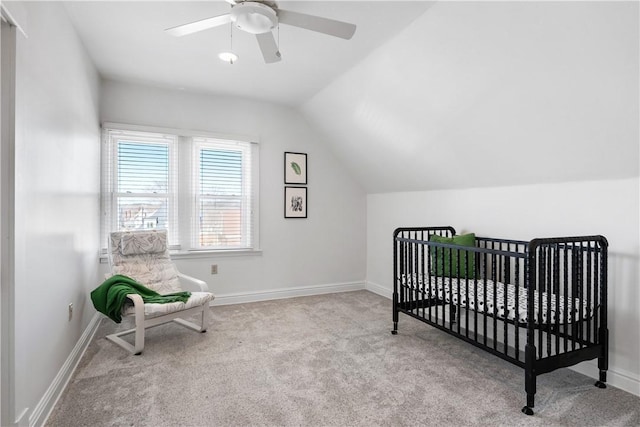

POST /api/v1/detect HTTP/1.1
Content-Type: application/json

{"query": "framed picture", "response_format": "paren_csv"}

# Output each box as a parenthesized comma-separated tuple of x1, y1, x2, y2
(284, 186, 307, 218)
(284, 152, 307, 185)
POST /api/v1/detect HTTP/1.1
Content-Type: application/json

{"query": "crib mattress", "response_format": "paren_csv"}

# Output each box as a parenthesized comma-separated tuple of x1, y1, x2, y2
(401, 275, 594, 325)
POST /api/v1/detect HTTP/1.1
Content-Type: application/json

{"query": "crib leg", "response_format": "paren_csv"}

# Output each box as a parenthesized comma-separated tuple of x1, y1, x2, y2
(594, 327, 608, 388)
(391, 292, 399, 335)
(595, 371, 607, 389)
(522, 344, 536, 416)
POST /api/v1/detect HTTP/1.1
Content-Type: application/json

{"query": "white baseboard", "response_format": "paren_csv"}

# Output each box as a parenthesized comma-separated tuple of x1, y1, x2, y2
(32, 313, 102, 427)
(364, 280, 391, 299)
(570, 360, 640, 397)
(211, 281, 366, 306)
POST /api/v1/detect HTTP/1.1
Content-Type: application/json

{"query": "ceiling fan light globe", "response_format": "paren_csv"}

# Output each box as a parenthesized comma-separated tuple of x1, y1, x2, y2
(230, 2, 278, 34)
(218, 52, 239, 64)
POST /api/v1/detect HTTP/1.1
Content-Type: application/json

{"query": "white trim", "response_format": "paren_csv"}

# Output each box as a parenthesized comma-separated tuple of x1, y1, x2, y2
(0, 15, 17, 427)
(211, 281, 366, 306)
(0, 3, 26, 38)
(102, 122, 259, 145)
(99, 248, 263, 264)
(570, 361, 640, 398)
(172, 248, 263, 259)
(32, 313, 102, 427)
(364, 280, 391, 299)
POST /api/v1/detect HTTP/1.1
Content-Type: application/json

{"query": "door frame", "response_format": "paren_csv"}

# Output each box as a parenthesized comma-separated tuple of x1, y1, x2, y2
(1, 3, 17, 425)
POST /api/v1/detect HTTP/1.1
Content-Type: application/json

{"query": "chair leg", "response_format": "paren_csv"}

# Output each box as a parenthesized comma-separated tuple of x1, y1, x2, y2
(133, 321, 145, 355)
(106, 328, 139, 354)
(106, 303, 210, 355)
(173, 304, 209, 332)
(200, 303, 209, 332)
(133, 295, 146, 355)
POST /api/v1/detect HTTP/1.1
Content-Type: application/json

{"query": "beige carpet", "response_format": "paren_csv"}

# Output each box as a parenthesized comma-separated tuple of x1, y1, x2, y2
(47, 290, 639, 426)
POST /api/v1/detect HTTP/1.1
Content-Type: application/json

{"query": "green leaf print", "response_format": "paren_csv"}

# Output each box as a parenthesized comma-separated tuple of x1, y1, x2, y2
(290, 161, 302, 175)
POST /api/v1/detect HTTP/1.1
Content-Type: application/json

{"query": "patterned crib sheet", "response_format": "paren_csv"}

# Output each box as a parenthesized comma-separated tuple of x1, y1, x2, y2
(401, 275, 594, 325)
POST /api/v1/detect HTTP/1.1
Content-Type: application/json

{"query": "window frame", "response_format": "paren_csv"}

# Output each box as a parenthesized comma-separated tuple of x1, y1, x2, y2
(101, 123, 260, 256)
(192, 137, 254, 250)
(106, 130, 179, 247)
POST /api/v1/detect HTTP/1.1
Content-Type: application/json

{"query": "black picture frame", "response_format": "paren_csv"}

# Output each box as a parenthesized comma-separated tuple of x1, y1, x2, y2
(284, 152, 307, 185)
(284, 186, 307, 218)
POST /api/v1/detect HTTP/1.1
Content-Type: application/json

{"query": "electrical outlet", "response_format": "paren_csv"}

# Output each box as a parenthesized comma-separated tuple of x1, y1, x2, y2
(68, 303, 73, 321)
(210, 264, 218, 275)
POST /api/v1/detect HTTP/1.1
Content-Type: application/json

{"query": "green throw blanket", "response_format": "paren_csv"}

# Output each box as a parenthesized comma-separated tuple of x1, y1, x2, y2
(91, 274, 191, 323)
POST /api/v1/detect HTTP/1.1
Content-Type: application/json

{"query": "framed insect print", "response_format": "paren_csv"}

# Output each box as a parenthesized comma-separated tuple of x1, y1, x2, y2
(284, 186, 307, 218)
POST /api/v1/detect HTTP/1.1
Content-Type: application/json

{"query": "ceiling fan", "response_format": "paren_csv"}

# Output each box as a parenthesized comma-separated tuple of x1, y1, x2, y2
(165, 0, 356, 64)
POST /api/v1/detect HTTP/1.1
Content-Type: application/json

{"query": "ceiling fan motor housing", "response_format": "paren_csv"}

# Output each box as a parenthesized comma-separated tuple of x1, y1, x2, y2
(231, 2, 278, 34)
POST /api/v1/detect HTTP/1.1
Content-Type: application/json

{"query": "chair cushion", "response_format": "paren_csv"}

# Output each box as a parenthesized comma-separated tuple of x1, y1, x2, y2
(120, 231, 167, 255)
(123, 292, 215, 318)
(109, 230, 182, 294)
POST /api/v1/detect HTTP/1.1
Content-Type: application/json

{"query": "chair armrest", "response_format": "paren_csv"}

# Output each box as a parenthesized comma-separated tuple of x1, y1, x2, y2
(177, 272, 209, 292)
(126, 293, 145, 321)
(126, 293, 143, 305)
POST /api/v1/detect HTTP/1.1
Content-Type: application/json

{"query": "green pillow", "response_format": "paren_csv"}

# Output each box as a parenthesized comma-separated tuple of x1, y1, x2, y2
(429, 233, 476, 279)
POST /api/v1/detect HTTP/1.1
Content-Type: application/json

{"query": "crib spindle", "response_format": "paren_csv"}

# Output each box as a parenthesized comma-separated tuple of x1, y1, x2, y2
(491, 245, 498, 351)
(546, 245, 552, 358)
(515, 256, 521, 361)
(563, 243, 569, 353)
(503, 251, 510, 356)
(538, 245, 544, 359)
(586, 241, 593, 344)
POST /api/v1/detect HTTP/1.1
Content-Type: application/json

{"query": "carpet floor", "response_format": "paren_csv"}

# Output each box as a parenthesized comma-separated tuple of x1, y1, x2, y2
(47, 290, 639, 426)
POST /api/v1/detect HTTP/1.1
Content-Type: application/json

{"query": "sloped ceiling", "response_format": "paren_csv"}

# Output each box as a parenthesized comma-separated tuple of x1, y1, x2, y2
(301, 1, 639, 193)
(63, 1, 433, 106)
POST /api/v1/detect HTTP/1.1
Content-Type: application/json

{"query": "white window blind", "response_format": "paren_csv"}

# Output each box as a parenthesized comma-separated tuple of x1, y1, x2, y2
(102, 129, 178, 248)
(194, 138, 253, 250)
(101, 125, 258, 253)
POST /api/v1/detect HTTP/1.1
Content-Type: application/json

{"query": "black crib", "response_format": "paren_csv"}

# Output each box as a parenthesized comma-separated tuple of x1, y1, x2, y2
(392, 226, 608, 415)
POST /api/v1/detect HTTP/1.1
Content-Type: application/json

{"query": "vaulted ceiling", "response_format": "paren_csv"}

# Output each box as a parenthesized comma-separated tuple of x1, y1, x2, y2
(63, 1, 639, 193)
(302, 1, 639, 192)
(64, 1, 433, 106)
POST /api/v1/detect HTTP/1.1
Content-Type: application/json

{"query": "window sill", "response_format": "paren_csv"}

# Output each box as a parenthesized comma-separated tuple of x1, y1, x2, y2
(99, 248, 262, 264)
(171, 249, 263, 259)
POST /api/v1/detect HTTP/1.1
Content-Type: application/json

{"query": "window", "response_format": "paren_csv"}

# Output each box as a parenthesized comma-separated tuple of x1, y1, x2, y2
(102, 126, 258, 253)
(194, 138, 253, 249)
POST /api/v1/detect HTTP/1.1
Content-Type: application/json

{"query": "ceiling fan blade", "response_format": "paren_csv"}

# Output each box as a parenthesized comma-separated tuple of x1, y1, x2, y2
(165, 14, 232, 37)
(278, 9, 356, 40)
(256, 32, 282, 63)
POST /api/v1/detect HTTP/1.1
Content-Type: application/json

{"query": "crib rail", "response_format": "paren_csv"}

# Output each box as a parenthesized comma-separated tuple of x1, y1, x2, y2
(527, 236, 608, 365)
(393, 228, 607, 364)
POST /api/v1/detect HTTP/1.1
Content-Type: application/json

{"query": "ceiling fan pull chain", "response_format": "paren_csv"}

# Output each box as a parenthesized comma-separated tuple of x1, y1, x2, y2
(230, 23, 235, 64)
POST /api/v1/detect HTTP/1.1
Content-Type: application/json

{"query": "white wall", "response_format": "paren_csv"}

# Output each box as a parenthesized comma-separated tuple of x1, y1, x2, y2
(366, 177, 640, 395)
(100, 80, 367, 301)
(10, 1, 101, 424)
(302, 1, 638, 193)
